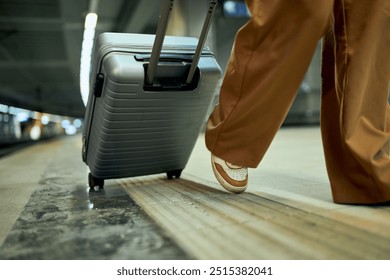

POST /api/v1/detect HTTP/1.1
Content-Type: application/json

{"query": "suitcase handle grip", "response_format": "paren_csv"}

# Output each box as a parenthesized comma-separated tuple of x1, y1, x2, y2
(146, 0, 218, 85)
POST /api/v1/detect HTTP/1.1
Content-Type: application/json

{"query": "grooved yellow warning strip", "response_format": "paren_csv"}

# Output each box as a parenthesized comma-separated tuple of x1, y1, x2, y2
(119, 175, 390, 260)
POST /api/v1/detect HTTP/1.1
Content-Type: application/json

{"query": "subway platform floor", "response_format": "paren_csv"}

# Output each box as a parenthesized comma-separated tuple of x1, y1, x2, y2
(0, 127, 390, 259)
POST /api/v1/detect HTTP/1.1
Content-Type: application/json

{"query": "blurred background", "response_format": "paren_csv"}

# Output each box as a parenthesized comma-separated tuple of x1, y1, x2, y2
(0, 0, 321, 148)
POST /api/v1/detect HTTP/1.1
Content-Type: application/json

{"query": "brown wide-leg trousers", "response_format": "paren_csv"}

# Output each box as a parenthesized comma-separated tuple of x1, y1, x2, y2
(205, 0, 390, 204)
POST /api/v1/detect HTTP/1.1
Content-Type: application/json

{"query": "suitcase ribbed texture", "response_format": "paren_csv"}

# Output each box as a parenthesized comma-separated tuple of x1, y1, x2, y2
(85, 46, 221, 179)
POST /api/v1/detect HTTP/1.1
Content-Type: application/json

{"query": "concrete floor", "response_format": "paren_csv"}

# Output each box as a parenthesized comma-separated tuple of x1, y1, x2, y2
(0, 136, 188, 259)
(1, 127, 390, 259)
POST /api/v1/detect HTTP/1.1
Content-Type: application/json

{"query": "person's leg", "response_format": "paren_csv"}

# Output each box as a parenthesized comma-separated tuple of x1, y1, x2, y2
(321, 0, 390, 204)
(206, 0, 334, 168)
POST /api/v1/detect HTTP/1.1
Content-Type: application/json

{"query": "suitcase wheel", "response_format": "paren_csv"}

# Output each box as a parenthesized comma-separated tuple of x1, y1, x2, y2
(88, 173, 104, 188)
(167, 169, 182, 180)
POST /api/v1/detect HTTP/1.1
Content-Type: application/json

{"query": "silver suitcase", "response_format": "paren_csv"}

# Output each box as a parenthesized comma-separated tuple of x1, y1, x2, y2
(82, 0, 221, 188)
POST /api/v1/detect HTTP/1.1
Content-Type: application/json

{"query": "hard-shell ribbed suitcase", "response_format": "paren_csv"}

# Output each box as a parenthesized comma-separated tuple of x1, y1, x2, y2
(82, 0, 221, 188)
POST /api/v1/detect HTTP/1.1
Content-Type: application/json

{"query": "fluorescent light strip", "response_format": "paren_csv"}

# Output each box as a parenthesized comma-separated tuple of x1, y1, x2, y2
(80, 13, 98, 107)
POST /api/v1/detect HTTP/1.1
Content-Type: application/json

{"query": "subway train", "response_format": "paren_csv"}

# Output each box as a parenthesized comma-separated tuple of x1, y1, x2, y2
(0, 104, 82, 146)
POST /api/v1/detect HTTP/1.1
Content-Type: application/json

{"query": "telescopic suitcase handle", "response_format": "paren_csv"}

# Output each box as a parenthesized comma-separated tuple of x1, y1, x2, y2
(146, 0, 218, 85)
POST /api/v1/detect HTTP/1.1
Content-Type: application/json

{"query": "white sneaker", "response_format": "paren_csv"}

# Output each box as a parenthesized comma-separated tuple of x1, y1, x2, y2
(211, 154, 248, 193)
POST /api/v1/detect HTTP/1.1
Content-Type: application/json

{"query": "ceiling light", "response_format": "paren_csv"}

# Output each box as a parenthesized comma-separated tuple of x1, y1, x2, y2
(80, 13, 98, 107)
(85, 13, 98, 29)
